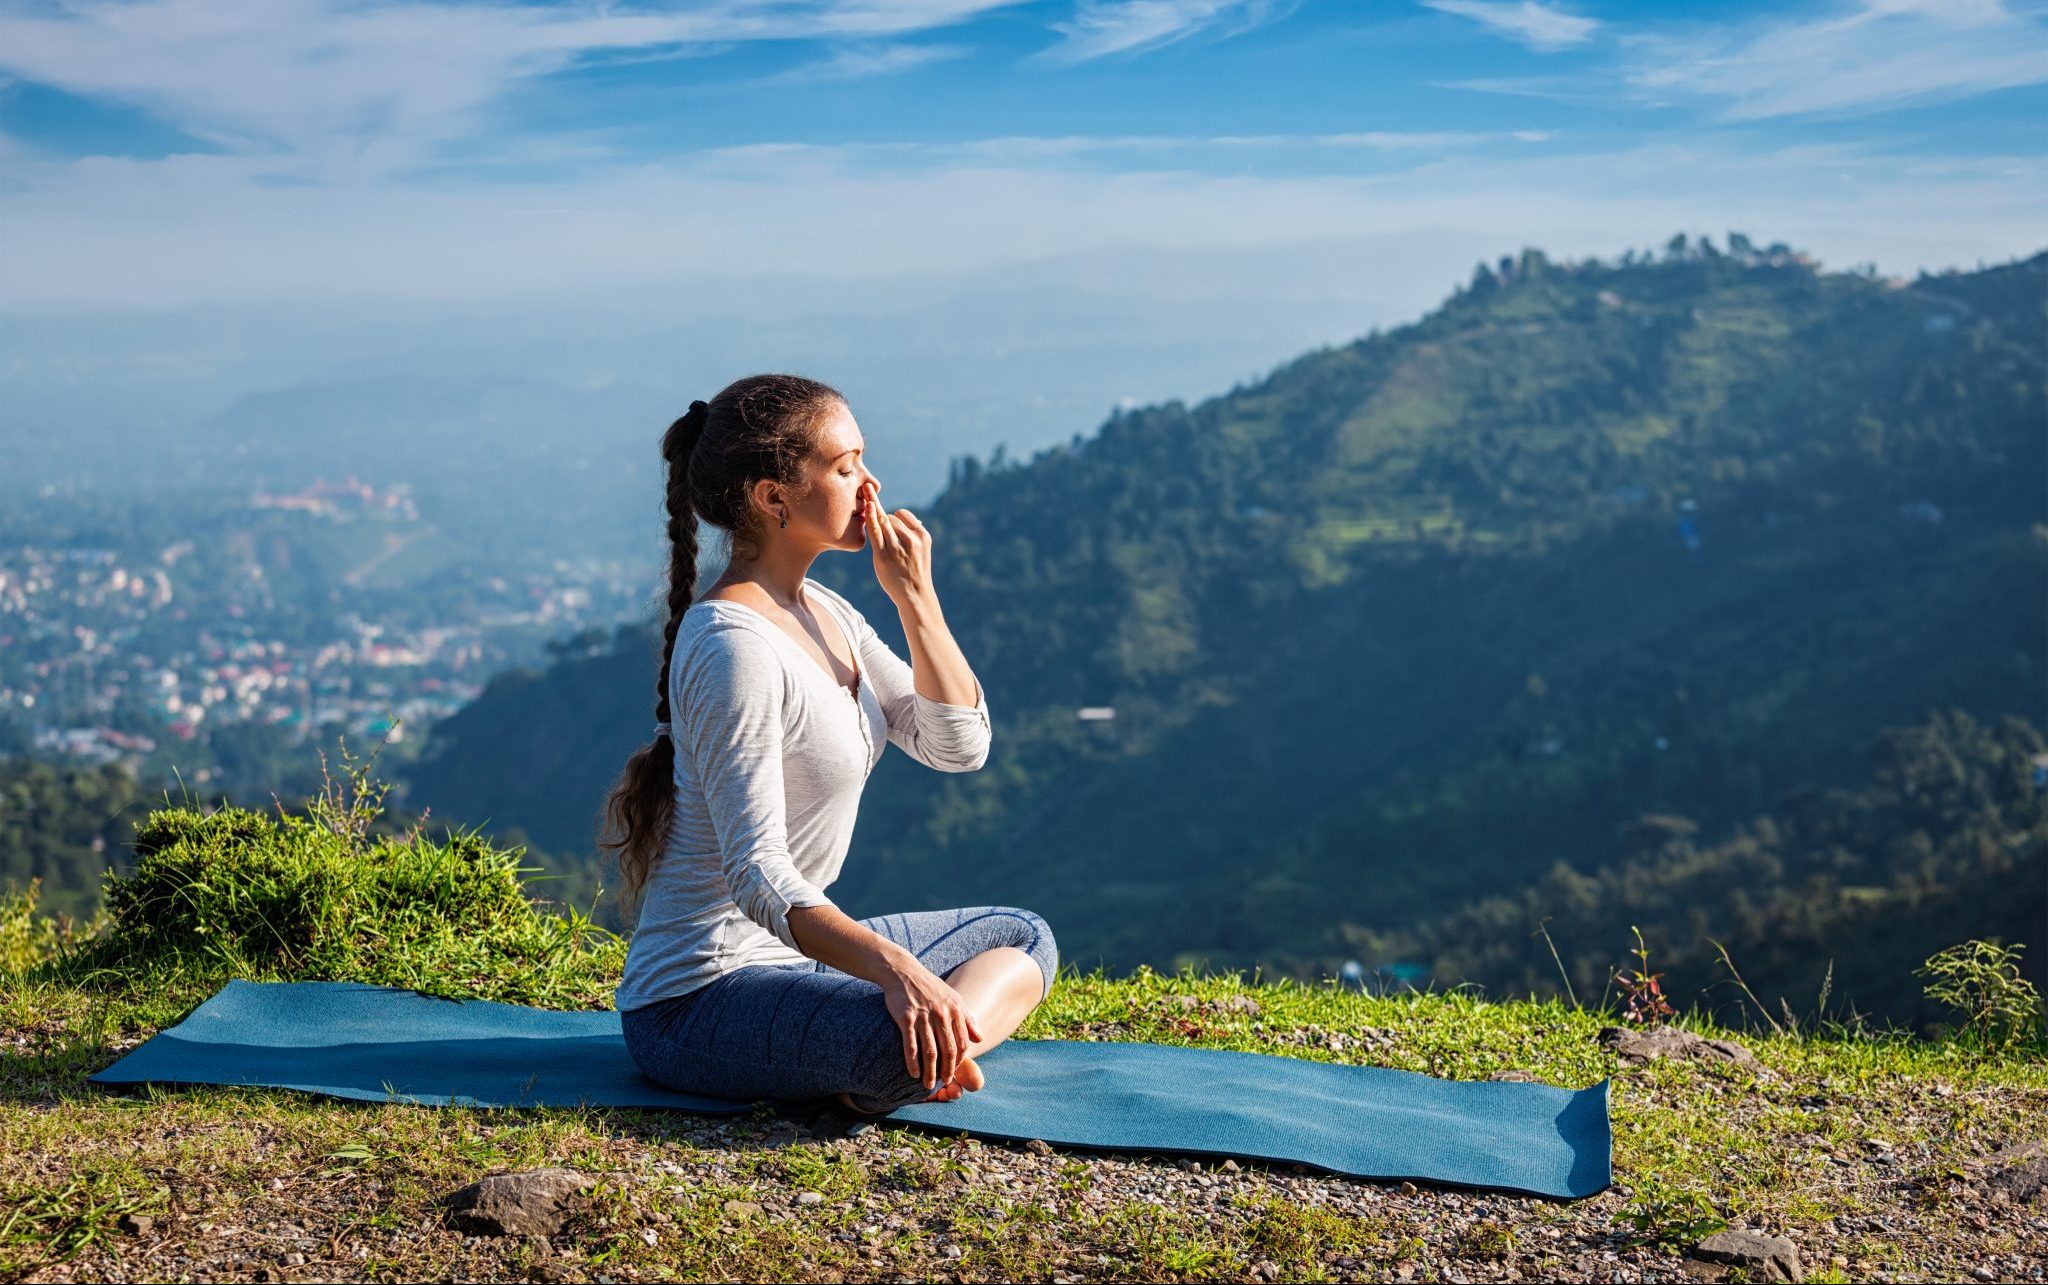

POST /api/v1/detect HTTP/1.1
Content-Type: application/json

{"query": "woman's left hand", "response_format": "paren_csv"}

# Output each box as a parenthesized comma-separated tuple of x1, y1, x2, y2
(863, 479, 934, 606)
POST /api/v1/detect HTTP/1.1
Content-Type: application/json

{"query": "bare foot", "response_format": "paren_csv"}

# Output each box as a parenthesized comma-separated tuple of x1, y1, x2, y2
(949, 1054, 986, 1093)
(920, 1054, 985, 1102)
(838, 1055, 985, 1113)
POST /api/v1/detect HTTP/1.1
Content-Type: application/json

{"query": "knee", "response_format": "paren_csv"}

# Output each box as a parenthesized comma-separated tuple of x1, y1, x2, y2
(1000, 906, 1057, 1001)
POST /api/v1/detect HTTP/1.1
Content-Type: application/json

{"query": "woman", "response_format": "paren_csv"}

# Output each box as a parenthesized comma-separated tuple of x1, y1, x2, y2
(600, 373, 1058, 1116)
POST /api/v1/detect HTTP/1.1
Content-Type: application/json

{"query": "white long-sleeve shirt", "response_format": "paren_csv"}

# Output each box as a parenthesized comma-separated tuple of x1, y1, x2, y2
(614, 577, 991, 1013)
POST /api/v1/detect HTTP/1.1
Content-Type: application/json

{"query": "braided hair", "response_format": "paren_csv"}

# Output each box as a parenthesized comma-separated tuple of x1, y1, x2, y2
(598, 373, 847, 914)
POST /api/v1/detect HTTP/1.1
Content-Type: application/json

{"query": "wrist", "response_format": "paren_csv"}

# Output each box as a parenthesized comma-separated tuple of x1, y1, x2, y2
(895, 590, 941, 623)
(878, 939, 921, 978)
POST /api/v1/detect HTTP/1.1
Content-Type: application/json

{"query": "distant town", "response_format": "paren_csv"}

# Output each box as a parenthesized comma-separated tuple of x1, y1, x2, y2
(1, 478, 658, 787)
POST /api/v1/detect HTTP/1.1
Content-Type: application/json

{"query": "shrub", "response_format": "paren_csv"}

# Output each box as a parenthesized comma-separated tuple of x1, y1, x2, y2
(1916, 940, 2044, 1048)
(72, 744, 625, 1009)
(2, 879, 60, 975)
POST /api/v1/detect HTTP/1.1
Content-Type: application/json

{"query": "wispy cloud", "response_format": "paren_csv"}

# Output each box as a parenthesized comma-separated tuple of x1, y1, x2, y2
(1, 0, 2042, 324)
(4, 128, 2040, 313)
(1030, 0, 1302, 65)
(1621, 0, 2048, 120)
(1429, 75, 1607, 106)
(746, 40, 973, 87)
(1422, 0, 1599, 53)
(696, 128, 1548, 166)
(0, 0, 1029, 176)
(1211, 129, 1550, 148)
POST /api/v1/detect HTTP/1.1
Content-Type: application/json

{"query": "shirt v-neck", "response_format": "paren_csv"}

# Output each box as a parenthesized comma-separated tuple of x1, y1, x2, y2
(698, 587, 863, 705)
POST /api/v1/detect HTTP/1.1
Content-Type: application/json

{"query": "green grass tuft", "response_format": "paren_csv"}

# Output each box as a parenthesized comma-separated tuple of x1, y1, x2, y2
(2, 781, 2044, 1282)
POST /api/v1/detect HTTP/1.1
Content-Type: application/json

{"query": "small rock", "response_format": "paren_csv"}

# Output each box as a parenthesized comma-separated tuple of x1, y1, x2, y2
(1598, 1024, 1757, 1066)
(1399, 1181, 1419, 1196)
(942, 1244, 964, 1260)
(1487, 1070, 1538, 1083)
(845, 1121, 875, 1138)
(722, 1199, 763, 1221)
(1025, 1138, 1052, 1156)
(284, 1252, 306, 1266)
(796, 1190, 824, 1206)
(1987, 1141, 2048, 1205)
(1223, 995, 1262, 1016)
(1221, 1159, 1241, 1173)
(116, 1213, 154, 1235)
(1693, 1228, 1804, 1282)
(441, 1168, 596, 1238)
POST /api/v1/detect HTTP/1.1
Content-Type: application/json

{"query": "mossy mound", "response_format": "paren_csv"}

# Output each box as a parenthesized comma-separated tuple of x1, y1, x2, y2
(71, 804, 622, 1009)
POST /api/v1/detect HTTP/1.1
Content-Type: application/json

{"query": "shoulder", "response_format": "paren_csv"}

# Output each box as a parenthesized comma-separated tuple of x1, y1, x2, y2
(803, 578, 852, 611)
(803, 579, 871, 634)
(678, 611, 783, 676)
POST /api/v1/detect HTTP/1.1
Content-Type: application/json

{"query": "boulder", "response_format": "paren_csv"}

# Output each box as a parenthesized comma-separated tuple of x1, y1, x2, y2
(1598, 1024, 1756, 1066)
(441, 1167, 595, 1238)
(1693, 1229, 1803, 1282)
(1987, 1140, 2048, 1205)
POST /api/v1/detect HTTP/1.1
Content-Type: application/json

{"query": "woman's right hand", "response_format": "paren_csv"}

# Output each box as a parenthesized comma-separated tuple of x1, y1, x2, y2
(881, 957, 982, 1092)
(861, 478, 936, 609)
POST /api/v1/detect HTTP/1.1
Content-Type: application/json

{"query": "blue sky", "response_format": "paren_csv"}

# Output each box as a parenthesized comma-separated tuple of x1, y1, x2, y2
(1, 1, 2044, 490)
(1, 0, 2043, 312)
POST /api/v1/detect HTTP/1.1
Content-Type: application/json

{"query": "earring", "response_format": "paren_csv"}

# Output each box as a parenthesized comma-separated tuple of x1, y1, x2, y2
(778, 510, 787, 529)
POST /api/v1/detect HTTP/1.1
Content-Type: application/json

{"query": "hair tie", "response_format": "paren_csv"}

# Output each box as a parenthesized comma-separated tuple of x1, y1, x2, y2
(653, 721, 673, 739)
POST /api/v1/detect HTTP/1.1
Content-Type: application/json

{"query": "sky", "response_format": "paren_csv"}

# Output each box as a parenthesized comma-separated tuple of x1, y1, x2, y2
(2, 0, 2045, 512)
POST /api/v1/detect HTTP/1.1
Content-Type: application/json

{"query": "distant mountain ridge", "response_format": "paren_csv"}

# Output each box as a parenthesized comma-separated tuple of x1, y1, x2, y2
(404, 239, 2047, 1020)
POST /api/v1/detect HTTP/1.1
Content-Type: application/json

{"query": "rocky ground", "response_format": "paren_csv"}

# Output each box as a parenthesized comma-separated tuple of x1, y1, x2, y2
(5, 982, 2045, 1284)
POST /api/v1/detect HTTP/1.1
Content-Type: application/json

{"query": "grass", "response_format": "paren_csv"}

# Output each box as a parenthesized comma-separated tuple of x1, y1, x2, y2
(2, 782, 2043, 1281)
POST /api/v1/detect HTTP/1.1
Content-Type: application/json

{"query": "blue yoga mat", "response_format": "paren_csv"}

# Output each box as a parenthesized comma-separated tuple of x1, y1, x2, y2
(90, 980, 1611, 1199)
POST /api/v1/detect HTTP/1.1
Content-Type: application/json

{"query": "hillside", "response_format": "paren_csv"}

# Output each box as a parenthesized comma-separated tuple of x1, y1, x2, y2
(3, 791, 2043, 1282)
(405, 239, 2048, 1023)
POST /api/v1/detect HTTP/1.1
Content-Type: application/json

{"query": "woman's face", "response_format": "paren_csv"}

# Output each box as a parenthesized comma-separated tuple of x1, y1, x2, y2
(809, 402, 878, 548)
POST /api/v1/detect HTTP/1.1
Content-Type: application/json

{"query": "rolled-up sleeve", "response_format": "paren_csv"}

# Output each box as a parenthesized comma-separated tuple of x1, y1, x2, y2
(848, 607, 992, 773)
(679, 625, 835, 952)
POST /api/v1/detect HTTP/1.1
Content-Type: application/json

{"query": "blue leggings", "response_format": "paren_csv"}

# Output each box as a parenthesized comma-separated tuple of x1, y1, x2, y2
(619, 905, 1058, 1114)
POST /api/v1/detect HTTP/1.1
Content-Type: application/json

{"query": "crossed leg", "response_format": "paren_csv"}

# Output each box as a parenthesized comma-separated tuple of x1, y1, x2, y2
(836, 944, 1046, 1112)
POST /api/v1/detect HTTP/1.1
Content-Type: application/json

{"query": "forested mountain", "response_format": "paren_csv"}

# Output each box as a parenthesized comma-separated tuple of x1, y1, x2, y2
(1366, 707, 2045, 1028)
(405, 238, 2047, 1020)
(0, 759, 146, 920)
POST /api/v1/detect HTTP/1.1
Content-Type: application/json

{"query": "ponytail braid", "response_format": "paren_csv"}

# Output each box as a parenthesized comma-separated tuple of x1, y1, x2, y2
(599, 378, 843, 917)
